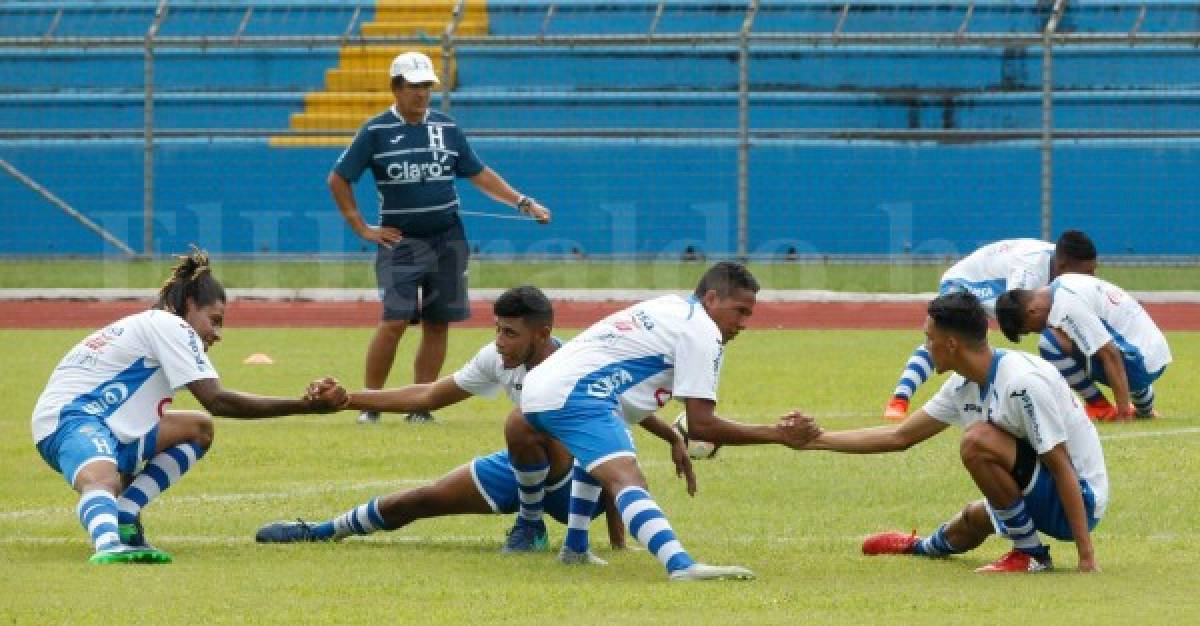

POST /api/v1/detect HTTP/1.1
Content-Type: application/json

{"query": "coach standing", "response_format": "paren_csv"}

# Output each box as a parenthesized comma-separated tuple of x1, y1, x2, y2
(329, 51, 550, 424)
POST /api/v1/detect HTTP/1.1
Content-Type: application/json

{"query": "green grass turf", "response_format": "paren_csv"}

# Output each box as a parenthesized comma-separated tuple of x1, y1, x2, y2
(1, 327, 1198, 624)
(0, 258, 1197, 291)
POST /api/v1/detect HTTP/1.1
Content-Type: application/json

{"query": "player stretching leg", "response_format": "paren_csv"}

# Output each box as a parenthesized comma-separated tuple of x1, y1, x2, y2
(883, 231, 1097, 421)
(31, 249, 345, 564)
(803, 292, 1106, 572)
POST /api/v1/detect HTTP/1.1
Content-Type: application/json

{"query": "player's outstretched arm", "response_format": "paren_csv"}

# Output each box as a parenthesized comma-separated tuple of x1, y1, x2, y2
(801, 409, 947, 454)
(347, 377, 472, 413)
(637, 414, 696, 496)
(1040, 443, 1098, 572)
(601, 490, 627, 549)
(1093, 341, 1134, 418)
(187, 377, 346, 419)
(684, 397, 820, 448)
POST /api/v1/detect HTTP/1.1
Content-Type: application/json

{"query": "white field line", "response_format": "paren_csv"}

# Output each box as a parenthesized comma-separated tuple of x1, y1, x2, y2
(3, 288, 1199, 303)
(2, 427, 1196, 526)
(0, 478, 428, 521)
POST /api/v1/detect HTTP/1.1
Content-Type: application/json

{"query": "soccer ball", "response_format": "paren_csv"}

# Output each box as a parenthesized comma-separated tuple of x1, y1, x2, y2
(672, 412, 720, 460)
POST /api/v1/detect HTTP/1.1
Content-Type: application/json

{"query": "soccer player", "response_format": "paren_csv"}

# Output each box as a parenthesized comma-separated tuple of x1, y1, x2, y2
(330, 50, 550, 425)
(517, 261, 822, 581)
(31, 249, 346, 564)
(995, 273, 1171, 421)
(800, 292, 1107, 572)
(266, 286, 698, 555)
(883, 231, 1098, 421)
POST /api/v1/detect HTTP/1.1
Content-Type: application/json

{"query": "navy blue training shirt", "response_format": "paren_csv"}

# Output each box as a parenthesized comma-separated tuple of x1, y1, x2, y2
(334, 107, 485, 237)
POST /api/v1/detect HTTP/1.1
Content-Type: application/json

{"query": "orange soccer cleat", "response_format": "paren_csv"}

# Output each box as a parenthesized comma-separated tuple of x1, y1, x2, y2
(862, 531, 918, 556)
(883, 397, 909, 422)
(975, 549, 1052, 573)
(1083, 397, 1118, 422)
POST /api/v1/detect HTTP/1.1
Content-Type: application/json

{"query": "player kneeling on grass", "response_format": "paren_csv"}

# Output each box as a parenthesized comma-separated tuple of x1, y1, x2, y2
(995, 273, 1171, 422)
(796, 292, 1107, 572)
(30, 249, 346, 565)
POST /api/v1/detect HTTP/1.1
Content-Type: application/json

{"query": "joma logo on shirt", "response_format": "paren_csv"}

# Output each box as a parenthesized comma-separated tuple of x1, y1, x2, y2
(587, 368, 633, 399)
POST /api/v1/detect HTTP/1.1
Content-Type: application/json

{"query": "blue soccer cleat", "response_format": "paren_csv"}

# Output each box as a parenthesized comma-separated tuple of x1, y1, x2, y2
(255, 519, 328, 543)
(501, 521, 548, 553)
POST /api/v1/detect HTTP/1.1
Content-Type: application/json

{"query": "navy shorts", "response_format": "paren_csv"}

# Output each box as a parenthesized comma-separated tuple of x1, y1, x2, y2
(375, 217, 470, 323)
(987, 456, 1101, 541)
(36, 417, 159, 487)
(469, 451, 598, 525)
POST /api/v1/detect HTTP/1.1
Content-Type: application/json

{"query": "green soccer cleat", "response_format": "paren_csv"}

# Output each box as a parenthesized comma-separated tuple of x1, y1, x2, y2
(88, 545, 173, 565)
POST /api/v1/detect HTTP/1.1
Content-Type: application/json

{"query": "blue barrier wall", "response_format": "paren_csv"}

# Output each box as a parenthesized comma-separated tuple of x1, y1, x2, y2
(2, 138, 1197, 256)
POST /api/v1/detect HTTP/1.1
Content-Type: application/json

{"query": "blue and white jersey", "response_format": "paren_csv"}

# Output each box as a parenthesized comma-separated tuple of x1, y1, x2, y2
(32, 310, 218, 445)
(454, 340, 654, 424)
(941, 239, 1055, 315)
(334, 107, 484, 237)
(924, 349, 1109, 518)
(1048, 274, 1171, 374)
(520, 295, 723, 417)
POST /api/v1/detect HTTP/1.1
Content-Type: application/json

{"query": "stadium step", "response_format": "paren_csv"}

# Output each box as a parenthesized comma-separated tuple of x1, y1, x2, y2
(360, 20, 488, 38)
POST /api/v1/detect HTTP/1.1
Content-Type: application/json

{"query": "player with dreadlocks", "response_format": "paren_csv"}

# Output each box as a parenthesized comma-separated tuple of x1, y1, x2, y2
(31, 248, 348, 564)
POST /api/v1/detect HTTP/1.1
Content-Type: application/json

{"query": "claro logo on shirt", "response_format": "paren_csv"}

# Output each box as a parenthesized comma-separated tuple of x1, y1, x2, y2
(82, 382, 130, 416)
(386, 159, 449, 182)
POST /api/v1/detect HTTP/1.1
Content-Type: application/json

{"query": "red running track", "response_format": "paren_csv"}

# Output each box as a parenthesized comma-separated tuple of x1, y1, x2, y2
(1, 299, 1197, 330)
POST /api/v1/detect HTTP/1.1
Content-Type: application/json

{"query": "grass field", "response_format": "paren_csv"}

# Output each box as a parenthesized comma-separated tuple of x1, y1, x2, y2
(1, 259, 1198, 291)
(2, 327, 1199, 624)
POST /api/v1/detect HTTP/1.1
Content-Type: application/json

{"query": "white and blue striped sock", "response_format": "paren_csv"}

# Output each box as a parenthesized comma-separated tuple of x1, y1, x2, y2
(993, 499, 1047, 557)
(512, 461, 549, 527)
(117, 442, 204, 525)
(322, 497, 388, 540)
(616, 486, 695, 574)
(912, 524, 963, 557)
(892, 344, 933, 400)
(563, 461, 602, 554)
(1039, 332, 1103, 403)
(78, 489, 122, 552)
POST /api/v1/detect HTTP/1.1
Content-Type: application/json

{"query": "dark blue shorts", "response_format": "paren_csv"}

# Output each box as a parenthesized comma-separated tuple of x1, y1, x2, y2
(375, 218, 470, 323)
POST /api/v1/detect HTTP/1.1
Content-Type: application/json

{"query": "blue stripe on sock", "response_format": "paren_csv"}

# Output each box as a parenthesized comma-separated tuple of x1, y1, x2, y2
(366, 499, 386, 530)
(165, 446, 191, 471)
(897, 379, 917, 394)
(645, 527, 675, 555)
(666, 552, 694, 573)
(616, 486, 649, 510)
(144, 465, 170, 491)
(517, 484, 543, 494)
(903, 364, 930, 381)
(124, 486, 150, 508)
(564, 528, 589, 553)
(348, 509, 365, 534)
(185, 442, 206, 460)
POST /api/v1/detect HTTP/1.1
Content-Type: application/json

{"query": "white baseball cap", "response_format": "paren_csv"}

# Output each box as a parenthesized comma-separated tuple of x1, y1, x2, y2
(389, 51, 439, 84)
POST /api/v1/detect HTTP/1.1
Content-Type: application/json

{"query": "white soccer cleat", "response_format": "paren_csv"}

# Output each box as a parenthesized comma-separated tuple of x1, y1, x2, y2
(557, 547, 608, 566)
(669, 563, 756, 581)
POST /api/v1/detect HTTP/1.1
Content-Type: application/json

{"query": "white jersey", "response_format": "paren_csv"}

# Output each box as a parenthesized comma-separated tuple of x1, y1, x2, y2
(453, 340, 649, 424)
(923, 349, 1109, 518)
(1048, 273, 1172, 373)
(942, 239, 1055, 315)
(521, 295, 723, 417)
(453, 341, 534, 405)
(32, 310, 218, 444)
